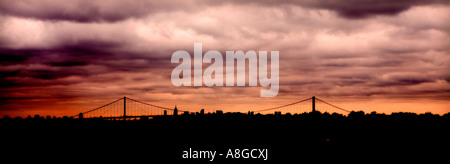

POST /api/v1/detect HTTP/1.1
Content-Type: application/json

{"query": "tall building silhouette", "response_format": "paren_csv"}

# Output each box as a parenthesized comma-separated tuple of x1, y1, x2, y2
(173, 106, 178, 116)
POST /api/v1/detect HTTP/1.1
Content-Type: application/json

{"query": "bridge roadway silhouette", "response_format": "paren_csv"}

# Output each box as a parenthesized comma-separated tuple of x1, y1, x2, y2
(74, 96, 351, 119)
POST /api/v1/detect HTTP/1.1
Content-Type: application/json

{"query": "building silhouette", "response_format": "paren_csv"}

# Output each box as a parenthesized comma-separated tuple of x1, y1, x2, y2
(173, 106, 178, 116)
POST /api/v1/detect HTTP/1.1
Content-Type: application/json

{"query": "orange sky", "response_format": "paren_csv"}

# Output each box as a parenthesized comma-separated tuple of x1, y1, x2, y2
(1, 92, 449, 118)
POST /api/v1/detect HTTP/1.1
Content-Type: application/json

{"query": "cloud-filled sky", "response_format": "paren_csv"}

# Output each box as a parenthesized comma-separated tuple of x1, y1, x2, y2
(1, 0, 449, 117)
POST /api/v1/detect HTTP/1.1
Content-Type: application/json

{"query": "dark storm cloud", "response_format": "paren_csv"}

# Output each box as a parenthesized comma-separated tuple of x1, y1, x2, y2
(50, 61, 88, 67)
(0, 49, 38, 65)
(303, 0, 449, 19)
(0, 54, 27, 65)
(1, 0, 448, 23)
(238, 0, 449, 18)
(371, 73, 436, 87)
(0, 37, 170, 88)
(319, 58, 405, 68)
(0, 0, 160, 22)
(0, 38, 125, 66)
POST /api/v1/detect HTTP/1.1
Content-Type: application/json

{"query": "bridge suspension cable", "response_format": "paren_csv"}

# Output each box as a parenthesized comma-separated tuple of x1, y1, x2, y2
(253, 96, 350, 114)
(125, 97, 182, 111)
(73, 97, 124, 117)
(73, 97, 178, 118)
(315, 98, 351, 113)
(254, 97, 312, 113)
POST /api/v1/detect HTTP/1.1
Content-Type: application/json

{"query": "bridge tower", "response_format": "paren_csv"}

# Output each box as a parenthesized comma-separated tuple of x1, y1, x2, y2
(123, 96, 127, 118)
(312, 96, 316, 112)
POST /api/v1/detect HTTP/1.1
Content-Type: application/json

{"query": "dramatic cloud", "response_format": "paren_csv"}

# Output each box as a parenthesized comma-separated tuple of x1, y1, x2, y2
(299, 0, 449, 19)
(0, 1, 449, 116)
(1, 0, 449, 22)
(0, 0, 172, 22)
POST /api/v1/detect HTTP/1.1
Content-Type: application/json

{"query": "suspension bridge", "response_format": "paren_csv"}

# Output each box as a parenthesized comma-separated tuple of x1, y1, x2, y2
(73, 96, 351, 119)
